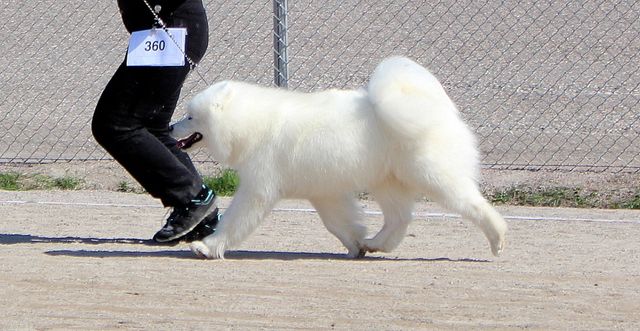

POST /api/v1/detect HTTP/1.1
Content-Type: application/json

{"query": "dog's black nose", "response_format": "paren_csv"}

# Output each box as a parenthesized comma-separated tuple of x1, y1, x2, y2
(168, 124, 174, 132)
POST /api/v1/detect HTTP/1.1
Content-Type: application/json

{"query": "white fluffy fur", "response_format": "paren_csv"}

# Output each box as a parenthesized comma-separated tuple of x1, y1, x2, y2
(171, 56, 507, 259)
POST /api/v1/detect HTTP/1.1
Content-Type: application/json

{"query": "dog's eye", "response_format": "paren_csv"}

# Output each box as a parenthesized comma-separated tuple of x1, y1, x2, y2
(187, 115, 193, 120)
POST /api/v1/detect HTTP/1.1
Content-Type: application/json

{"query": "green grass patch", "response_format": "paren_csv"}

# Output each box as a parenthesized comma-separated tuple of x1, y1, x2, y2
(203, 169, 239, 196)
(116, 181, 143, 193)
(53, 176, 83, 190)
(0, 172, 20, 190)
(488, 185, 622, 208)
(618, 193, 640, 209)
(0, 172, 83, 190)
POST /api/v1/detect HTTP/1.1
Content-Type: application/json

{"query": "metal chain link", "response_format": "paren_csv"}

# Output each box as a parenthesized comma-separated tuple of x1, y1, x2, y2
(140, 0, 209, 85)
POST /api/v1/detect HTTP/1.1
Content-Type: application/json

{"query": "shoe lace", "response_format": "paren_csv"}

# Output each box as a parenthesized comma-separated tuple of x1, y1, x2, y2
(167, 206, 190, 221)
(162, 186, 213, 228)
(191, 187, 214, 206)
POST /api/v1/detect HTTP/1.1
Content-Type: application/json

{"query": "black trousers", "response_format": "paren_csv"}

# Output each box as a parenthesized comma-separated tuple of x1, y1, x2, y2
(93, 0, 208, 207)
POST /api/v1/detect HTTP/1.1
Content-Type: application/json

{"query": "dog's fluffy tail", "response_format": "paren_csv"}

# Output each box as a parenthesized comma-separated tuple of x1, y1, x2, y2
(367, 56, 459, 138)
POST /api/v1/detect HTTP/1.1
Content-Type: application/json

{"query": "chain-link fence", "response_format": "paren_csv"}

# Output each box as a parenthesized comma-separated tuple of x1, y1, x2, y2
(1, 0, 638, 173)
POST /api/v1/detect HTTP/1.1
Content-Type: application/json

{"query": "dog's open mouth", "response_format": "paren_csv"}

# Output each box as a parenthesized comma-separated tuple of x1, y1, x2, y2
(176, 132, 203, 150)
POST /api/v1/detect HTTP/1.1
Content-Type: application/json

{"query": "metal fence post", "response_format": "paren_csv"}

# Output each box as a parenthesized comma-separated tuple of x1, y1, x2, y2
(273, 0, 288, 88)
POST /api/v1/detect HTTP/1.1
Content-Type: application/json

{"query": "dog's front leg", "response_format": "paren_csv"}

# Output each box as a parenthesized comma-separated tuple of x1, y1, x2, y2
(191, 184, 279, 259)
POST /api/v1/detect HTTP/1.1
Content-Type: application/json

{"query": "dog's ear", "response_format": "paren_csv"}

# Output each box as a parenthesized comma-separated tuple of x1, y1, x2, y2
(189, 81, 235, 115)
(210, 81, 235, 112)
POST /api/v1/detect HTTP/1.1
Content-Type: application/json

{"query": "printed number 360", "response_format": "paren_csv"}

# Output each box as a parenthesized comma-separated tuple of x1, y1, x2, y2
(144, 40, 166, 52)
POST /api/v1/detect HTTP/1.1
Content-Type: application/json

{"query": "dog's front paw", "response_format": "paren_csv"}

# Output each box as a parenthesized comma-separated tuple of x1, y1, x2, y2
(190, 240, 226, 259)
(190, 241, 212, 259)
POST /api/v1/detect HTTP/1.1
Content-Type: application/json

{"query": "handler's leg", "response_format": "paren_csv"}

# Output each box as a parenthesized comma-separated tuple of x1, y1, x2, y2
(92, 63, 216, 242)
(92, 63, 203, 207)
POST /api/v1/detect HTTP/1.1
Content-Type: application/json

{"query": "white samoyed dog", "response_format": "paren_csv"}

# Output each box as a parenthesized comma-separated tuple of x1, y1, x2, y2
(171, 56, 507, 259)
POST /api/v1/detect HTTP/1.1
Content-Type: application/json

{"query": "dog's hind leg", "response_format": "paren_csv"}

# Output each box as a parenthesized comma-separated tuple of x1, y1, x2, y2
(191, 184, 279, 259)
(310, 195, 368, 258)
(424, 177, 507, 257)
(363, 184, 415, 254)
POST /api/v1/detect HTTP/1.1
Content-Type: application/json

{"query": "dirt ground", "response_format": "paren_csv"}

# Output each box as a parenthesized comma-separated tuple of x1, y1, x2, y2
(1, 190, 639, 330)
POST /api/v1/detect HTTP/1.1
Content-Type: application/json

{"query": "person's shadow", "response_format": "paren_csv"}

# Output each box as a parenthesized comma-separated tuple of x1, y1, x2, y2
(0, 233, 491, 262)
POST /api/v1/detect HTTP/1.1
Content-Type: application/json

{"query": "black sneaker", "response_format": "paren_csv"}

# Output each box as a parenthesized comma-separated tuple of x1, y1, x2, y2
(183, 208, 220, 242)
(152, 208, 220, 246)
(153, 185, 216, 243)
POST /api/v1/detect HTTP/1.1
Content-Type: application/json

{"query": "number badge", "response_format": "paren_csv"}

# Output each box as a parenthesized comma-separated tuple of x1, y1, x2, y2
(126, 28, 187, 67)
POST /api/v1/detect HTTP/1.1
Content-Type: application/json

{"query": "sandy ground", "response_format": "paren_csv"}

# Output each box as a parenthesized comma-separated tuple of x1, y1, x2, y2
(1, 190, 639, 330)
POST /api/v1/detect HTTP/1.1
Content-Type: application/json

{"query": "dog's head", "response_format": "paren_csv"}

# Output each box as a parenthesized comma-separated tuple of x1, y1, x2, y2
(170, 81, 235, 161)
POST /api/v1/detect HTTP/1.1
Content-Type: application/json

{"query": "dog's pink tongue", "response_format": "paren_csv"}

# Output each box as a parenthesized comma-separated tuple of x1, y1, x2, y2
(176, 132, 203, 150)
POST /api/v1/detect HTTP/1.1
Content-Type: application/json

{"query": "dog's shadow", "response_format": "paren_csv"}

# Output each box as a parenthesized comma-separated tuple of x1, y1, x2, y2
(0, 233, 490, 262)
